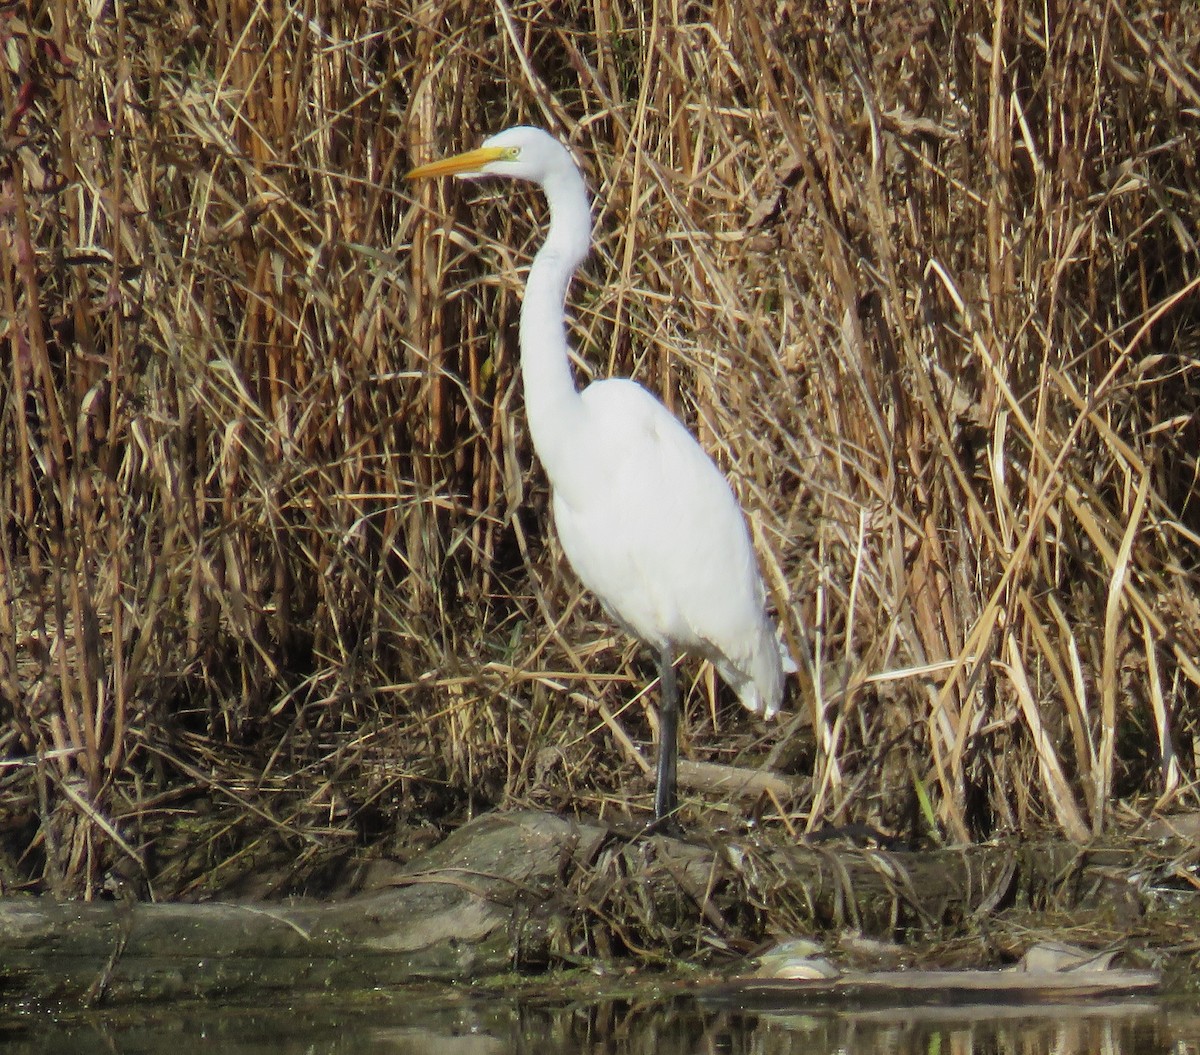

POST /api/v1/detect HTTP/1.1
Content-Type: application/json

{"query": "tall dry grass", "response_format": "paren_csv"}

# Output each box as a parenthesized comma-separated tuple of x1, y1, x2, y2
(0, 0, 1197, 898)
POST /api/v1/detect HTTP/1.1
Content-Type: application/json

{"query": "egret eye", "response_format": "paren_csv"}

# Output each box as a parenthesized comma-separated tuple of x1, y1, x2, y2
(503, 146, 520, 160)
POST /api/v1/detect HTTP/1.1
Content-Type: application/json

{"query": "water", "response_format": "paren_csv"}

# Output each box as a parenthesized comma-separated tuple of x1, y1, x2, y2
(0, 987, 1193, 1054)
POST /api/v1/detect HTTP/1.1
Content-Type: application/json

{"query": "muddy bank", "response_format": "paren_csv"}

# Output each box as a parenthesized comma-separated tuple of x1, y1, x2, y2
(1, 809, 1196, 1008)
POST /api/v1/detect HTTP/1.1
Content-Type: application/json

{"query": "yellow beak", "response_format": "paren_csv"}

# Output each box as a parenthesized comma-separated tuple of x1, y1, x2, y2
(405, 145, 509, 181)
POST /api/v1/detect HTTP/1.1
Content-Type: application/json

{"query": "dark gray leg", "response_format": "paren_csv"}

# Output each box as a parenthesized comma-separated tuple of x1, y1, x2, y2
(653, 647, 679, 821)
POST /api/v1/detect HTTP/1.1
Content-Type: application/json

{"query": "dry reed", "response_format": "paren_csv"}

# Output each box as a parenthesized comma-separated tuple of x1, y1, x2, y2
(0, 0, 1197, 900)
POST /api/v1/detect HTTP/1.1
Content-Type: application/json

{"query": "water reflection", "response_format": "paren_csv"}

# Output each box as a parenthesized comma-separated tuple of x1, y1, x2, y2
(0, 989, 1193, 1054)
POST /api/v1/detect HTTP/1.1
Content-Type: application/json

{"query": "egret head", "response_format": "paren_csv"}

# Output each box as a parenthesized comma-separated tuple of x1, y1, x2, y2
(405, 126, 572, 187)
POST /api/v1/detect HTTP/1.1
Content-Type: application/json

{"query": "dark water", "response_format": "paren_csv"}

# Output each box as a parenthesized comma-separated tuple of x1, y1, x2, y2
(0, 988, 1194, 1054)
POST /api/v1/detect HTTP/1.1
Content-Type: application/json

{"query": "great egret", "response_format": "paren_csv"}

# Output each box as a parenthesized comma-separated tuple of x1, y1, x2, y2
(407, 126, 793, 822)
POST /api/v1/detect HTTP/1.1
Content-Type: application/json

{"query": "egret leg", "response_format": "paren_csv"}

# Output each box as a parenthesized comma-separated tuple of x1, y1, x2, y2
(653, 648, 679, 821)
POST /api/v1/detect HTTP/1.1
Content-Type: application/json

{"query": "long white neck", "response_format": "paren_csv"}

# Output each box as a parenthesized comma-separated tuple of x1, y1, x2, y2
(518, 163, 592, 491)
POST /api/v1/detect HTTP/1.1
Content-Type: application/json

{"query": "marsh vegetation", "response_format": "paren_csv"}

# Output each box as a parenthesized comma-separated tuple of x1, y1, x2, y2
(0, 0, 1197, 956)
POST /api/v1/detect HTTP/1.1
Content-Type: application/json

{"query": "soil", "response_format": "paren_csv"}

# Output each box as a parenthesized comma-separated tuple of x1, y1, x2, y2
(1, 809, 1197, 1010)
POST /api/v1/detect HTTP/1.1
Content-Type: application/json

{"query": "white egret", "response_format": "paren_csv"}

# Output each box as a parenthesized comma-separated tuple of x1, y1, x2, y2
(407, 126, 793, 822)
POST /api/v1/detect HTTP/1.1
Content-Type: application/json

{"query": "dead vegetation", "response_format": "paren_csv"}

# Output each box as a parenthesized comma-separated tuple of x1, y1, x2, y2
(0, 0, 1198, 900)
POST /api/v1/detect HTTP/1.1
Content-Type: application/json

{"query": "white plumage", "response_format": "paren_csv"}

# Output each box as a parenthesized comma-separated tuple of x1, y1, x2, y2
(407, 126, 793, 821)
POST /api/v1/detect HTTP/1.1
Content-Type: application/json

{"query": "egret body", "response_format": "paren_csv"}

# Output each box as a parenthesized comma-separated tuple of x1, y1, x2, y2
(407, 126, 792, 821)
